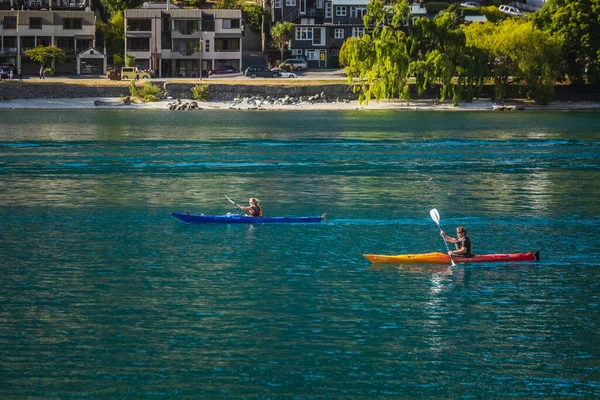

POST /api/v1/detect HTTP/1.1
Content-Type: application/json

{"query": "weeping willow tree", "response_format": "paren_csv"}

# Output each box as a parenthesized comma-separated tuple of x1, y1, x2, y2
(340, 1, 488, 105)
(340, 0, 411, 104)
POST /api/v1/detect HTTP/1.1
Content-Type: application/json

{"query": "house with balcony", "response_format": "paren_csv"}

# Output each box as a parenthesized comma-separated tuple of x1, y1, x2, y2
(124, 4, 242, 77)
(0, 0, 100, 74)
(272, 0, 430, 68)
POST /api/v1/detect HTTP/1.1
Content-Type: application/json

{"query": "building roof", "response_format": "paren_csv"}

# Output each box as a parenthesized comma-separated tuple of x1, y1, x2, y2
(464, 15, 487, 23)
(331, 0, 370, 5)
(136, 2, 181, 9)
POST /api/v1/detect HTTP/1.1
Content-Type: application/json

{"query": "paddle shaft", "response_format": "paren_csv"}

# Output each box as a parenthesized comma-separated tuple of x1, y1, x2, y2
(437, 225, 456, 266)
(224, 195, 243, 213)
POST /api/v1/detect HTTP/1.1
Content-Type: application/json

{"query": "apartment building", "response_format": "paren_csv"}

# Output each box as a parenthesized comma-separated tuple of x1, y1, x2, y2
(124, 4, 242, 77)
(0, 0, 100, 74)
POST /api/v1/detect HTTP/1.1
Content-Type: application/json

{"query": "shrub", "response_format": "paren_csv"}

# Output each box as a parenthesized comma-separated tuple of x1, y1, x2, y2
(481, 6, 505, 22)
(425, 2, 449, 13)
(125, 54, 136, 67)
(113, 54, 124, 67)
(43, 67, 55, 76)
(135, 82, 161, 102)
(191, 84, 211, 101)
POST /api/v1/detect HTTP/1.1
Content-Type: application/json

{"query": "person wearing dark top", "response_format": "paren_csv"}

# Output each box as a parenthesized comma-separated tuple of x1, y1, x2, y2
(237, 198, 262, 217)
(440, 226, 473, 257)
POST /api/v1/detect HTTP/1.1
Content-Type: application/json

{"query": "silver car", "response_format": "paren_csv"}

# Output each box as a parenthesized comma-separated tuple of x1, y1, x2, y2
(282, 59, 308, 71)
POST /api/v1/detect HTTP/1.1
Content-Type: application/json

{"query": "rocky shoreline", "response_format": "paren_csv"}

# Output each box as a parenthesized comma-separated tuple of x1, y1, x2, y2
(1, 96, 600, 111)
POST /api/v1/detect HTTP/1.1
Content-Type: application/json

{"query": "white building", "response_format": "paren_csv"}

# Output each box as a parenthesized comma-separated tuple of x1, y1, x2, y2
(124, 4, 242, 77)
(0, 7, 100, 74)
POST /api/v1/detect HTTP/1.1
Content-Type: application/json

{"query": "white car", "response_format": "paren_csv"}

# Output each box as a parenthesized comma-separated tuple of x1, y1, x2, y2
(271, 68, 297, 78)
(460, 2, 480, 8)
(499, 5, 526, 17)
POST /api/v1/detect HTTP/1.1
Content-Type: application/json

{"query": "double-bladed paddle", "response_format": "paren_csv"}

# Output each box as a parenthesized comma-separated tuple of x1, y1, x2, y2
(430, 208, 456, 266)
(225, 195, 243, 213)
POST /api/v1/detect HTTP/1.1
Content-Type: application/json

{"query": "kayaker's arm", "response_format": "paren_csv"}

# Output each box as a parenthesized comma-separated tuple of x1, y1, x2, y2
(440, 230, 457, 243)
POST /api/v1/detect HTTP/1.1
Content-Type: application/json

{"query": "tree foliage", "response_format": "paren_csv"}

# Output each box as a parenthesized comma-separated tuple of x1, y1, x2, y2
(24, 46, 66, 67)
(96, 11, 125, 65)
(532, 0, 600, 83)
(213, 0, 240, 9)
(463, 19, 561, 104)
(341, 1, 486, 105)
(270, 21, 295, 62)
(243, 3, 264, 33)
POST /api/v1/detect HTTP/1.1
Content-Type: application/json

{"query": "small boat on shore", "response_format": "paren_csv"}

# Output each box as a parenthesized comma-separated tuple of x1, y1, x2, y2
(171, 212, 326, 224)
(364, 250, 540, 264)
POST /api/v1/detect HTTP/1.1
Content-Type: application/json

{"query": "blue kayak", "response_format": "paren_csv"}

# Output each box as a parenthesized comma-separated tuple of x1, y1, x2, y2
(171, 212, 326, 224)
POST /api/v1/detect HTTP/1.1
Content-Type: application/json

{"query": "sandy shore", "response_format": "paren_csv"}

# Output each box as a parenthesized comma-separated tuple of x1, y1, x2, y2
(1, 97, 599, 111)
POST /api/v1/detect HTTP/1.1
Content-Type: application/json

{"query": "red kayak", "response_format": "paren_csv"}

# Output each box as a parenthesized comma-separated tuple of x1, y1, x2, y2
(364, 250, 540, 264)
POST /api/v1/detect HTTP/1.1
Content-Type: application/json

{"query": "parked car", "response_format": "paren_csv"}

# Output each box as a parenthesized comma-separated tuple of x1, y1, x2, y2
(271, 68, 297, 78)
(244, 66, 279, 78)
(460, 1, 480, 8)
(282, 58, 308, 71)
(121, 67, 152, 79)
(499, 5, 526, 17)
(0, 63, 15, 79)
(208, 65, 237, 75)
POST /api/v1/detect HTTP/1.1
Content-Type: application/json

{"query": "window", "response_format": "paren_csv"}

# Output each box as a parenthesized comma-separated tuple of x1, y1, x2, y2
(205, 39, 210, 52)
(127, 38, 150, 51)
(222, 19, 240, 29)
(127, 18, 152, 32)
(335, 6, 346, 16)
(63, 18, 82, 30)
(295, 27, 313, 40)
(291, 49, 303, 55)
(29, 17, 42, 29)
(214, 38, 240, 52)
(174, 20, 200, 34)
(316, 0, 323, 8)
(352, 27, 364, 37)
(334, 28, 344, 39)
(286, 0, 296, 6)
(306, 50, 316, 60)
(325, 2, 332, 18)
(350, 6, 367, 18)
(331, 48, 339, 56)
(275, 0, 281, 7)
(3, 16, 17, 29)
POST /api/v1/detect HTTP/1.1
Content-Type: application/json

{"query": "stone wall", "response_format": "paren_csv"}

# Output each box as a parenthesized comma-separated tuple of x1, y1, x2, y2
(1, 80, 599, 102)
(163, 82, 358, 101)
(0, 83, 131, 100)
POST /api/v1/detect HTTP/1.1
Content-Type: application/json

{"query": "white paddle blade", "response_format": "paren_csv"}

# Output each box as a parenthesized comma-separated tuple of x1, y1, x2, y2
(429, 209, 441, 225)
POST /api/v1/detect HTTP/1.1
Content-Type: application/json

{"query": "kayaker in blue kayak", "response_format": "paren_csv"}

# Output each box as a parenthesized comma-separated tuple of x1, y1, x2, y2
(236, 198, 262, 217)
(440, 226, 473, 257)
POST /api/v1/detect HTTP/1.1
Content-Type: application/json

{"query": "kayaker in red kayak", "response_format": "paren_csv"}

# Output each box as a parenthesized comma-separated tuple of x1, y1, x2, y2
(440, 226, 473, 257)
(237, 198, 263, 217)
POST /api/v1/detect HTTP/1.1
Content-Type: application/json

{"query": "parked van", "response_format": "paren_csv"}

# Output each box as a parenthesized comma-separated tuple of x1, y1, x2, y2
(121, 67, 152, 80)
(499, 5, 526, 17)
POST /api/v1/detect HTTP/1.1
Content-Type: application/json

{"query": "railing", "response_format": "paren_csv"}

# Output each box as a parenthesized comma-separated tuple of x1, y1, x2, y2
(283, 9, 299, 22)
(0, 48, 18, 55)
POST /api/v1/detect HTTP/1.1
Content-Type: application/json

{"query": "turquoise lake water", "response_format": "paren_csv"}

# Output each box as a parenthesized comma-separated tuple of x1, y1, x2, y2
(0, 109, 599, 398)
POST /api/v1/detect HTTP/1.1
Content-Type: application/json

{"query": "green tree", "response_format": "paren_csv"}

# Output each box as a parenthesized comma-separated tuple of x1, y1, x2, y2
(340, 0, 412, 104)
(96, 11, 125, 67)
(24, 46, 65, 67)
(270, 21, 295, 63)
(463, 19, 561, 103)
(213, 0, 240, 9)
(125, 54, 136, 67)
(243, 3, 263, 33)
(102, 0, 143, 15)
(532, 0, 600, 83)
